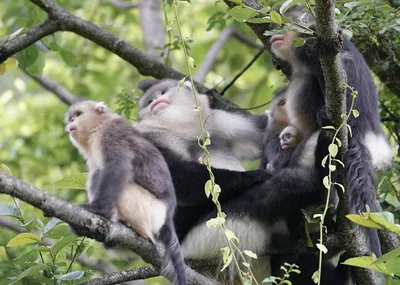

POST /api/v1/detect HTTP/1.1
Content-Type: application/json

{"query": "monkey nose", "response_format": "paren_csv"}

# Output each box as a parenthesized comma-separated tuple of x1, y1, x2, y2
(68, 126, 77, 133)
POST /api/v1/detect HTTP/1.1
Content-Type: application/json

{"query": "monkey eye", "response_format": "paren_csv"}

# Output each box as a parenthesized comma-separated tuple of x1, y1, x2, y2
(279, 100, 286, 106)
(69, 116, 73, 122)
(75, 111, 82, 117)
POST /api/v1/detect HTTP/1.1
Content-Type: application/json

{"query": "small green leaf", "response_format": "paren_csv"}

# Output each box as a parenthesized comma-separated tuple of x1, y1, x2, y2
(282, 280, 292, 285)
(342, 256, 391, 275)
(334, 159, 345, 167)
(321, 155, 328, 167)
(221, 253, 233, 271)
(16, 45, 39, 69)
(263, 276, 279, 284)
(334, 183, 345, 193)
(7, 233, 41, 247)
(205, 180, 212, 198)
(0, 204, 20, 218)
(323, 176, 330, 189)
(292, 37, 306, 48)
(329, 165, 336, 172)
(352, 109, 359, 118)
(178, 76, 188, 88)
(225, 229, 239, 243)
(312, 270, 319, 283)
(316, 244, 328, 254)
(243, 250, 257, 259)
(0, 246, 7, 260)
(58, 271, 85, 280)
(50, 235, 78, 256)
(55, 173, 87, 190)
(242, 262, 250, 268)
(43, 218, 63, 234)
(221, 247, 230, 263)
(60, 49, 80, 67)
(8, 27, 24, 40)
(322, 126, 335, 130)
(335, 138, 342, 147)
(346, 124, 353, 137)
(279, 0, 297, 14)
(206, 217, 225, 228)
(228, 0, 242, 4)
(270, 11, 282, 25)
(0, 164, 12, 176)
(328, 144, 338, 157)
(10, 264, 49, 284)
(245, 17, 273, 23)
(373, 247, 400, 265)
(227, 6, 258, 22)
(188, 56, 197, 69)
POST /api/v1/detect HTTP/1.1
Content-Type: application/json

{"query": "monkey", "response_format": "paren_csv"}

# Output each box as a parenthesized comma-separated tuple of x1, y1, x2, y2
(136, 79, 266, 171)
(269, 7, 393, 256)
(134, 79, 347, 284)
(64, 100, 187, 285)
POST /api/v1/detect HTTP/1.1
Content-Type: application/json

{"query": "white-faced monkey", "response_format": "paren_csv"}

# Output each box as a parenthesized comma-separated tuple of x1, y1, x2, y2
(65, 100, 187, 285)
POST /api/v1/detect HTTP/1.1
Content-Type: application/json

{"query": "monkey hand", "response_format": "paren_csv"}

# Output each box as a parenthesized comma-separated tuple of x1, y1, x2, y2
(80, 203, 114, 221)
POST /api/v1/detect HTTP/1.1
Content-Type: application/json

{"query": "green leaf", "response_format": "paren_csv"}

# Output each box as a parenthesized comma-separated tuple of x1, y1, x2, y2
(8, 27, 24, 40)
(323, 176, 330, 189)
(10, 264, 49, 284)
(373, 247, 400, 265)
(241, 250, 256, 260)
(205, 180, 212, 198)
(0, 163, 12, 176)
(335, 138, 342, 147)
(242, 261, 250, 268)
(279, 0, 298, 14)
(270, 11, 282, 25)
(25, 50, 45, 76)
(334, 183, 345, 193)
(225, 229, 239, 243)
(7, 233, 41, 247)
(316, 243, 328, 254)
(220, 253, 233, 272)
(282, 280, 292, 285)
(58, 271, 85, 280)
(43, 218, 69, 239)
(60, 49, 80, 67)
(188, 57, 197, 69)
(262, 276, 279, 284)
(221, 247, 230, 263)
(321, 155, 328, 167)
(292, 37, 306, 48)
(346, 124, 353, 137)
(228, 6, 258, 22)
(322, 126, 336, 130)
(312, 270, 319, 283)
(0, 204, 20, 218)
(50, 235, 78, 256)
(329, 165, 336, 172)
(369, 212, 400, 235)
(328, 144, 338, 157)
(43, 217, 63, 234)
(55, 173, 87, 190)
(342, 256, 391, 275)
(0, 246, 7, 260)
(228, 0, 243, 4)
(352, 109, 359, 118)
(206, 217, 225, 228)
(245, 17, 274, 23)
(346, 214, 384, 230)
(16, 45, 39, 69)
(386, 258, 400, 276)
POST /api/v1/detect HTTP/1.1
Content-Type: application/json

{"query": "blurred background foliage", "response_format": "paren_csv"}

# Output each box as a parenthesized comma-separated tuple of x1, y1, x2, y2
(0, 0, 399, 284)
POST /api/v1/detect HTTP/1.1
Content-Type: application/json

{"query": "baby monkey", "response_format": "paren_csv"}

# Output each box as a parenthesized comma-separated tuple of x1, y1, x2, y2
(65, 100, 187, 285)
(263, 91, 302, 174)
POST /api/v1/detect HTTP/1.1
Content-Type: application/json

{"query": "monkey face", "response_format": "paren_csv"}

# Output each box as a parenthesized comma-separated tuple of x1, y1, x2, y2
(270, 31, 298, 62)
(279, 125, 299, 149)
(65, 101, 109, 145)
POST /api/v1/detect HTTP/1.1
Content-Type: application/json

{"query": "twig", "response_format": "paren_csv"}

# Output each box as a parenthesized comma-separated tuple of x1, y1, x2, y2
(22, 70, 76, 105)
(79, 266, 158, 285)
(108, 0, 138, 9)
(194, 25, 236, 83)
(220, 47, 265, 96)
(0, 172, 218, 285)
(232, 29, 264, 49)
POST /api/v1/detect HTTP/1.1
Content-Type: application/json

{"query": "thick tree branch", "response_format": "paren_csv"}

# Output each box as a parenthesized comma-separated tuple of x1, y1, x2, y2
(80, 266, 158, 285)
(195, 25, 236, 83)
(0, 172, 218, 285)
(0, 19, 60, 63)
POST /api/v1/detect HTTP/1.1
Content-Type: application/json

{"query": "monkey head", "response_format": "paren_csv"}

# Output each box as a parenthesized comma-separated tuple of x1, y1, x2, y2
(137, 79, 212, 131)
(65, 100, 116, 149)
(279, 125, 300, 149)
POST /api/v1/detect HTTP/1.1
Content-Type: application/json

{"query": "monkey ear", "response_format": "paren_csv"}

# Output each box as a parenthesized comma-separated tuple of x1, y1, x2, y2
(95, 102, 107, 113)
(138, 80, 161, 92)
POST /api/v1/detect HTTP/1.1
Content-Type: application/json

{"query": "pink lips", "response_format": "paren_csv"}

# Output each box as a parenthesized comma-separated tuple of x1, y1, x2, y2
(150, 97, 170, 112)
(270, 35, 285, 45)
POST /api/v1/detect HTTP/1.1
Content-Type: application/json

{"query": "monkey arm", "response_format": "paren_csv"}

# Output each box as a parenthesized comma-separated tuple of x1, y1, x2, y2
(86, 158, 132, 218)
(156, 145, 269, 206)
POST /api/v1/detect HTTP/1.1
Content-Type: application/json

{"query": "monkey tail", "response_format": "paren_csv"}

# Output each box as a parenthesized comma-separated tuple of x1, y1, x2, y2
(159, 220, 187, 285)
(345, 135, 382, 256)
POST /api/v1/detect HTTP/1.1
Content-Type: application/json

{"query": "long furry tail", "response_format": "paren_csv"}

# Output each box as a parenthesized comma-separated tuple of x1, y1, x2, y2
(159, 221, 187, 285)
(345, 135, 382, 256)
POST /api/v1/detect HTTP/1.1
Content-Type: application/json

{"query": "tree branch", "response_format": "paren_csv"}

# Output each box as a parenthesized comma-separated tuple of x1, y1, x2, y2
(0, 19, 60, 63)
(232, 29, 263, 49)
(194, 25, 236, 83)
(22, 70, 77, 104)
(80, 266, 158, 285)
(0, 172, 218, 285)
(108, 0, 138, 9)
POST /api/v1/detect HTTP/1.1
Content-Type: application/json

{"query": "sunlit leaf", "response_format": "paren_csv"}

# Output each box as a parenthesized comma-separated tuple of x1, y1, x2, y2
(0, 246, 7, 260)
(7, 233, 41, 247)
(228, 6, 258, 22)
(323, 176, 330, 189)
(243, 250, 257, 259)
(270, 11, 282, 25)
(346, 214, 384, 230)
(373, 247, 400, 265)
(50, 235, 78, 256)
(0, 204, 19, 218)
(205, 180, 212, 198)
(328, 144, 338, 157)
(342, 256, 391, 275)
(10, 264, 49, 284)
(55, 173, 87, 190)
(292, 37, 305, 48)
(316, 243, 328, 254)
(58, 271, 85, 280)
(225, 229, 239, 243)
